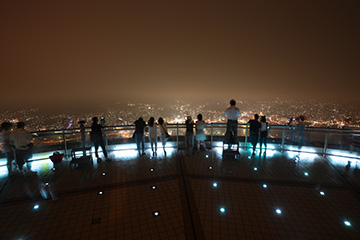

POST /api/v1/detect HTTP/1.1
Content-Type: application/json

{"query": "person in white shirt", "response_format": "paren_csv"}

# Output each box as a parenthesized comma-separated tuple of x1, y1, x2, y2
(10, 122, 34, 174)
(259, 116, 269, 152)
(224, 99, 241, 148)
(147, 117, 157, 155)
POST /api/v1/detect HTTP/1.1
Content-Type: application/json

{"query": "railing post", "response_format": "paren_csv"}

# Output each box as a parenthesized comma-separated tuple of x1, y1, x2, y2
(176, 123, 179, 150)
(323, 131, 329, 156)
(244, 124, 248, 149)
(62, 130, 68, 158)
(210, 123, 213, 149)
(281, 128, 286, 151)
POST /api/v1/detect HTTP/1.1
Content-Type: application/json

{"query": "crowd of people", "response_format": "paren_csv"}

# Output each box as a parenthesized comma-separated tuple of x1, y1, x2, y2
(0, 99, 310, 176)
(0, 121, 35, 176)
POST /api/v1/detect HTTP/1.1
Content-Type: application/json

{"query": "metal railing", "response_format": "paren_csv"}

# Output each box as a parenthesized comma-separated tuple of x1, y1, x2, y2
(1, 123, 359, 163)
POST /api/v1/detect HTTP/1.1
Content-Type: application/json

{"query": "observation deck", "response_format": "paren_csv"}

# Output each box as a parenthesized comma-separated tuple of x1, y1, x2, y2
(0, 124, 359, 239)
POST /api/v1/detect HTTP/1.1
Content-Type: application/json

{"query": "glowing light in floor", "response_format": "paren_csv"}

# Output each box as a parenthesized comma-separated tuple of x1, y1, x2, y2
(98, 191, 103, 195)
(102, 172, 106, 176)
(152, 186, 156, 190)
(320, 191, 325, 195)
(153, 211, 160, 216)
(33, 204, 39, 210)
(208, 166, 213, 170)
(253, 167, 258, 171)
(275, 209, 282, 214)
(205, 155, 209, 158)
(344, 220, 351, 226)
(45, 182, 49, 186)
(213, 182, 218, 187)
(304, 172, 309, 176)
(150, 168, 154, 172)
(263, 184, 268, 188)
(220, 207, 226, 213)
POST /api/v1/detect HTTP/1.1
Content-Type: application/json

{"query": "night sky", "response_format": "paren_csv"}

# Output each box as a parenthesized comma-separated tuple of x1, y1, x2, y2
(1, 0, 359, 111)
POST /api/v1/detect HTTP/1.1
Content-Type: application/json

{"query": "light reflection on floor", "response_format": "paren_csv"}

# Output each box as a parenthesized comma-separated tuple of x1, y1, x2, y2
(0, 143, 358, 178)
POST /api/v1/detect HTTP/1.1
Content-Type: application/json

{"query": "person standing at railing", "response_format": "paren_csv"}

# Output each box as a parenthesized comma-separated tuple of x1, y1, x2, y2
(185, 116, 194, 155)
(78, 120, 86, 156)
(297, 116, 305, 150)
(10, 122, 35, 175)
(259, 116, 269, 153)
(158, 117, 169, 156)
(90, 117, 109, 162)
(134, 117, 146, 156)
(1, 122, 15, 176)
(147, 117, 157, 156)
(224, 99, 241, 149)
(248, 114, 261, 156)
(196, 114, 207, 151)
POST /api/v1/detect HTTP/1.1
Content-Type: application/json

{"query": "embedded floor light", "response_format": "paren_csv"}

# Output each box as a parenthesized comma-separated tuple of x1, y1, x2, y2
(213, 182, 218, 187)
(45, 182, 49, 186)
(263, 184, 268, 188)
(52, 168, 56, 171)
(275, 209, 282, 214)
(102, 172, 106, 176)
(253, 167, 258, 171)
(205, 154, 209, 158)
(33, 204, 40, 210)
(98, 191, 103, 195)
(304, 172, 309, 176)
(153, 211, 160, 216)
(344, 220, 351, 226)
(208, 166, 213, 170)
(220, 207, 226, 213)
(151, 185, 156, 190)
(320, 191, 325, 195)
(248, 156, 251, 159)
(150, 168, 154, 172)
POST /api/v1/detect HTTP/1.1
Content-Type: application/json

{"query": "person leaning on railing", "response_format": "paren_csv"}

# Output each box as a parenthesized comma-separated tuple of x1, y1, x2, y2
(9, 122, 35, 175)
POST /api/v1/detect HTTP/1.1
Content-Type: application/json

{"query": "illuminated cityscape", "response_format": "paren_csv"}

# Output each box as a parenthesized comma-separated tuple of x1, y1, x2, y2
(1, 100, 359, 132)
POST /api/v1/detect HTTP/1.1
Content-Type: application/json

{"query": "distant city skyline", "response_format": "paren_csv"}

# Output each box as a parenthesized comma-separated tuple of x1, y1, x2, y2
(1, 1, 359, 111)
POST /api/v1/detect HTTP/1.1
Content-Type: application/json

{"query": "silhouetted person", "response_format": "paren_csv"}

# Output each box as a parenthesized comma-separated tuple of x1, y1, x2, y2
(78, 120, 86, 156)
(147, 117, 157, 155)
(196, 114, 207, 151)
(10, 122, 34, 174)
(248, 114, 261, 155)
(1, 122, 15, 176)
(158, 117, 169, 156)
(90, 117, 109, 162)
(259, 116, 269, 152)
(185, 116, 194, 155)
(134, 117, 146, 156)
(297, 116, 305, 150)
(224, 99, 240, 148)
